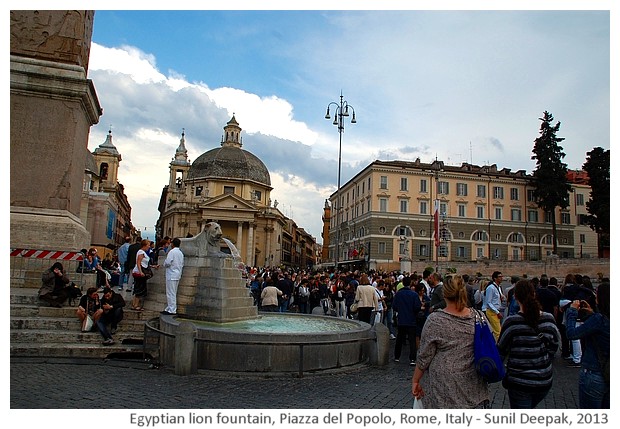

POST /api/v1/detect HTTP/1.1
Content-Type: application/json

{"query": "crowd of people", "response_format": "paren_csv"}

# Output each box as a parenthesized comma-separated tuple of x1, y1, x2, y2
(38, 235, 183, 347)
(246, 266, 609, 410)
(38, 245, 609, 409)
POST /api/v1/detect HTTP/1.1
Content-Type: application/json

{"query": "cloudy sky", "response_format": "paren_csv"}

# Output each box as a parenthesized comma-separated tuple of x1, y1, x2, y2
(78, 4, 612, 242)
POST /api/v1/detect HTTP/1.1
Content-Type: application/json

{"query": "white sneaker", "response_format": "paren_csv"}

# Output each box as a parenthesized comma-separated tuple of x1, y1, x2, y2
(390, 334, 396, 340)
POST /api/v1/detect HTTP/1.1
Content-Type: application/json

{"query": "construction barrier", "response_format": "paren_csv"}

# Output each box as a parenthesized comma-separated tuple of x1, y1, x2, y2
(10, 248, 91, 290)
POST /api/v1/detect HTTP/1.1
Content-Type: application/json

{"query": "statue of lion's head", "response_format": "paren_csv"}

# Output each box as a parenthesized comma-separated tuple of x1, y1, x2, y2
(204, 222, 223, 248)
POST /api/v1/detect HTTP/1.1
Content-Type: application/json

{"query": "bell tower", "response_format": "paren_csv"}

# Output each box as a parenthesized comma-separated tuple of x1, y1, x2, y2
(93, 129, 121, 193)
(221, 115, 242, 148)
(169, 129, 191, 189)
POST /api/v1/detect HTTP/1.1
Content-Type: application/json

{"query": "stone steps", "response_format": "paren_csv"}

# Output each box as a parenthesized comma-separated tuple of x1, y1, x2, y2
(10, 287, 160, 360)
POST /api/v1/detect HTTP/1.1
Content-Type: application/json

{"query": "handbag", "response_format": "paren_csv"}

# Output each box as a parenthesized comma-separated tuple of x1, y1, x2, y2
(81, 314, 94, 332)
(473, 309, 505, 383)
(133, 267, 153, 279)
(143, 267, 153, 280)
(350, 301, 359, 313)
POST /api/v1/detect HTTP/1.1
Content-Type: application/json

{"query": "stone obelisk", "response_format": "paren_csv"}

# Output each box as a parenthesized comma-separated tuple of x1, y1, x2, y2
(10, 10, 102, 251)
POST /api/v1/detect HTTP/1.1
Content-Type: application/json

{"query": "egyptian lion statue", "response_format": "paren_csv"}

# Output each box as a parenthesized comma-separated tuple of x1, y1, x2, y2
(179, 221, 227, 257)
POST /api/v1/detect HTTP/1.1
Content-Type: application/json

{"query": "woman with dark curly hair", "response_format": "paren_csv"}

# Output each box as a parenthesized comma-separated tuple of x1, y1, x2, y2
(497, 280, 561, 408)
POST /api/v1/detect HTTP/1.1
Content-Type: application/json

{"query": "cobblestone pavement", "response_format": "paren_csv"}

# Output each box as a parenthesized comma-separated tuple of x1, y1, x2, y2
(10, 348, 578, 409)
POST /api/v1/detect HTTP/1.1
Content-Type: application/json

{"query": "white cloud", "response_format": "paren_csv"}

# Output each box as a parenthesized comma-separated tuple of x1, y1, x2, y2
(90, 43, 166, 84)
(88, 42, 333, 240)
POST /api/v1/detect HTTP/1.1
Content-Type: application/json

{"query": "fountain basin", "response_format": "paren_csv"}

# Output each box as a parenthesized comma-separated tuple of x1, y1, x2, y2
(158, 313, 374, 374)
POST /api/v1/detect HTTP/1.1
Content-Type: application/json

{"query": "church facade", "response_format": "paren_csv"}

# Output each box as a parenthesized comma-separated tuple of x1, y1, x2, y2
(156, 116, 317, 269)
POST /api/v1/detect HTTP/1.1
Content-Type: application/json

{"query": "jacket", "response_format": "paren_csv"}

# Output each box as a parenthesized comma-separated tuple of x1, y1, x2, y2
(354, 284, 379, 310)
(392, 288, 422, 326)
(39, 268, 70, 297)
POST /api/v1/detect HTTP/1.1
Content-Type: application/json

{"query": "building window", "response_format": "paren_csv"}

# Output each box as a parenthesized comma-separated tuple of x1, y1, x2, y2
(580, 234, 586, 243)
(542, 235, 553, 245)
(578, 214, 588, 225)
(528, 210, 539, 223)
(493, 186, 504, 199)
(380, 176, 388, 189)
(379, 198, 388, 212)
(456, 246, 466, 258)
(495, 233, 502, 241)
(378, 242, 386, 254)
(379, 226, 386, 234)
(545, 211, 553, 223)
(253, 190, 261, 201)
(458, 231, 465, 238)
(474, 231, 487, 241)
(494, 248, 501, 259)
(511, 208, 521, 221)
(195, 186, 203, 196)
(367, 200, 371, 212)
(420, 179, 427, 193)
(458, 204, 466, 217)
(495, 207, 502, 220)
(438, 181, 449, 195)
(477, 185, 486, 198)
(400, 177, 408, 191)
(224, 186, 235, 194)
(477, 206, 485, 219)
(510, 187, 519, 201)
(397, 226, 411, 237)
(509, 233, 524, 243)
(438, 245, 449, 257)
(477, 247, 485, 258)
(419, 229, 427, 237)
(527, 189, 536, 202)
(440, 202, 447, 215)
(576, 193, 585, 206)
(400, 200, 408, 213)
(420, 201, 428, 215)
(456, 183, 468, 196)
(561, 212, 571, 224)
(418, 244, 428, 256)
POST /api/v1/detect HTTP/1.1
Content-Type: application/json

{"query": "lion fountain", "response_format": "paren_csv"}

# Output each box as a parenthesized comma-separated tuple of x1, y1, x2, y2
(157, 222, 379, 375)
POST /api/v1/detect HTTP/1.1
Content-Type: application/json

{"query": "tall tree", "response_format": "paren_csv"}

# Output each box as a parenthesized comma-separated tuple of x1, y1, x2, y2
(582, 147, 610, 257)
(530, 111, 571, 255)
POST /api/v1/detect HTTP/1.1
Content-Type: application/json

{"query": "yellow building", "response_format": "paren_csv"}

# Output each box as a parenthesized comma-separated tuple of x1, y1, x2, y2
(156, 116, 317, 269)
(324, 158, 596, 272)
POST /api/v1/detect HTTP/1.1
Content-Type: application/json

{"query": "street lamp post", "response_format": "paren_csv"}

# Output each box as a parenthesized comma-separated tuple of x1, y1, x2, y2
(325, 93, 356, 268)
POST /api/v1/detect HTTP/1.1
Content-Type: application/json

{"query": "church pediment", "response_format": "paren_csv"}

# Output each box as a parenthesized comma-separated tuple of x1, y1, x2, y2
(199, 193, 257, 212)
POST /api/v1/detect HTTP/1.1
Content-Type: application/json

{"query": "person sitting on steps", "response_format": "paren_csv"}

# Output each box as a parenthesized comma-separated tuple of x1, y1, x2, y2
(100, 287, 126, 335)
(38, 262, 72, 308)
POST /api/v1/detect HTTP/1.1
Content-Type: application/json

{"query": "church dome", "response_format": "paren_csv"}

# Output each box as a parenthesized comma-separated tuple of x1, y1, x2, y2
(187, 116, 271, 186)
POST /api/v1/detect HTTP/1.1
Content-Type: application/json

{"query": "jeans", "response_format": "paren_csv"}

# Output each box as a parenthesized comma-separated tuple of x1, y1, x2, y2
(507, 387, 550, 409)
(279, 298, 290, 313)
(579, 368, 610, 409)
(383, 307, 395, 335)
(570, 321, 583, 363)
(394, 325, 417, 362)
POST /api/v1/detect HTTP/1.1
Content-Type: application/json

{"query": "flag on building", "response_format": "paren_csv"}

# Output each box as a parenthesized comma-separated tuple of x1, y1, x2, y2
(434, 199, 440, 248)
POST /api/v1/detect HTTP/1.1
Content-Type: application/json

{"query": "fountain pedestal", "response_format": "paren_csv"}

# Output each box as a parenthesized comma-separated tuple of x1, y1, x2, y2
(180, 255, 257, 322)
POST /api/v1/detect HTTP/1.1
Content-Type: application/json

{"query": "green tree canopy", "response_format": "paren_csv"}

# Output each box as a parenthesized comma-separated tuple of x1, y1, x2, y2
(531, 111, 571, 254)
(582, 147, 610, 236)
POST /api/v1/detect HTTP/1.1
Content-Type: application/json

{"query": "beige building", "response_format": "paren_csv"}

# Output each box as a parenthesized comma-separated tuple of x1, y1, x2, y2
(324, 158, 598, 272)
(80, 130, 134, 257)
(156, 117, 317, 269)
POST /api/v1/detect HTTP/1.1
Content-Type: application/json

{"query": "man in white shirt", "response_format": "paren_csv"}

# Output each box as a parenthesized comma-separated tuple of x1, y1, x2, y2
(162, 238, 184, 315)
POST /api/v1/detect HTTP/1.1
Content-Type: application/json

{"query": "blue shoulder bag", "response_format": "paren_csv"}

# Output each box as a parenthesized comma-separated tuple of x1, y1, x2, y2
(473, 309, 505, 383)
